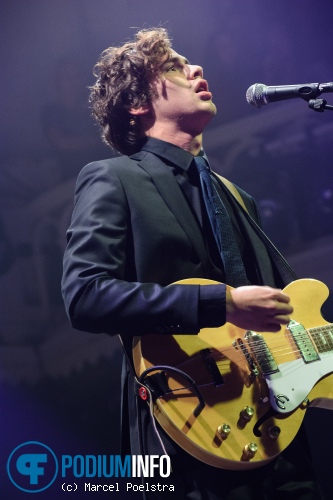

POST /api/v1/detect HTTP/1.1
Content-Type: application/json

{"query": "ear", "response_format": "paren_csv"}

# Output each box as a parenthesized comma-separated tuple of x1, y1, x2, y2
(129, 105, 150, 116)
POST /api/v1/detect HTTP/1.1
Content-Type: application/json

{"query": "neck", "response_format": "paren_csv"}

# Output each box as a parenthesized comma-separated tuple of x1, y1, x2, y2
(145, 129, 203, 156)
(139, 108, 214, 156)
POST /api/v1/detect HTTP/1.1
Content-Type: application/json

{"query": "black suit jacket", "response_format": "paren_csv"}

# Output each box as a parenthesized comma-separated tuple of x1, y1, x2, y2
(62, 149, 296, 458)
(62, 150, 290, 333)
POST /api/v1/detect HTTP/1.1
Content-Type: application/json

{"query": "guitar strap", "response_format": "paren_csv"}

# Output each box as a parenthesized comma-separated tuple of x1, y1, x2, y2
(212, 172, 298, 285)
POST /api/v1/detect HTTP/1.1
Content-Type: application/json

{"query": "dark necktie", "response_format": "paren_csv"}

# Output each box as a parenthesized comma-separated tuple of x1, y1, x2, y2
(194, 155, 248, 287)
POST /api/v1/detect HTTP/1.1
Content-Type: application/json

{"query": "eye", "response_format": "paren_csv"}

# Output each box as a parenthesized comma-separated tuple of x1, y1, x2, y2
(165, 65, 177, 72)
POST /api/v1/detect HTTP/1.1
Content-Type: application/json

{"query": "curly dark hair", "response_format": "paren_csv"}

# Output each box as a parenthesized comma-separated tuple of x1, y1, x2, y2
(89, 28, 173, 156)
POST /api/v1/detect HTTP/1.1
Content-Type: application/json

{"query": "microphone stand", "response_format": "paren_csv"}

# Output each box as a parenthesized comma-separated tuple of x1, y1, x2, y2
(308, 98, 333, 112)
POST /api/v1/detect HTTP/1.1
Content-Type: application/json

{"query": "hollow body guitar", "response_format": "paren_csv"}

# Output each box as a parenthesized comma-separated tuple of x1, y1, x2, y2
(133, 278, 333, 470)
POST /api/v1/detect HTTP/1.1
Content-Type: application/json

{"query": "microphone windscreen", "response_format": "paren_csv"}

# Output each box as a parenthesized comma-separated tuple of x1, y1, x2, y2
(246, 83, 267, 108)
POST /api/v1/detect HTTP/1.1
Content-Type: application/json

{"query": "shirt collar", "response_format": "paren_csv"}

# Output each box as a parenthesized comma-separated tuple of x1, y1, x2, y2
(141, 137, 207, 173)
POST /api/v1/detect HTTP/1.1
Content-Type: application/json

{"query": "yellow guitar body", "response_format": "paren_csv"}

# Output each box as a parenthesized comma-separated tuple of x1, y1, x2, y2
(133, 278, 333, 470)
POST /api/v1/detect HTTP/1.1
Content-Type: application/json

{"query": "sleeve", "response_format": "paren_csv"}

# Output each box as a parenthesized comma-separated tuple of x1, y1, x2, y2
(61, 160, 226, 337)
(198, 284, 226, 328)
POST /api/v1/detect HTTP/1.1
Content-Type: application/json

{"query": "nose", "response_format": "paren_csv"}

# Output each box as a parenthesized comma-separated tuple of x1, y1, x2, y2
(188, 64, 203, 79)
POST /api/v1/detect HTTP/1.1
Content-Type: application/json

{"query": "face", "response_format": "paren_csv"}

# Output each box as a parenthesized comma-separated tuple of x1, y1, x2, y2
(148, 51, 217, 135)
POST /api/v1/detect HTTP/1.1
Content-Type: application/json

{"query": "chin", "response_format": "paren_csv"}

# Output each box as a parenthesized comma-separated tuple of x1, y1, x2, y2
(202, 104, 217, 125)
(210, 101, 218, 115)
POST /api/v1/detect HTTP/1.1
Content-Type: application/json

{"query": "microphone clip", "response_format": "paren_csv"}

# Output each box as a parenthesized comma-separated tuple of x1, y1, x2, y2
(308, 98, 333, 112)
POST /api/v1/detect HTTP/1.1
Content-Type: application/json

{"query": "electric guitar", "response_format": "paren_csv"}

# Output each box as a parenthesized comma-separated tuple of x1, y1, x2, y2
(133, 278, 333, 470)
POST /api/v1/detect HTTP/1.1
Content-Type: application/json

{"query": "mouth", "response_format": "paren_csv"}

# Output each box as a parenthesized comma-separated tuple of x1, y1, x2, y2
(195, 79, 209, 93)
(195, 79, 212, 99)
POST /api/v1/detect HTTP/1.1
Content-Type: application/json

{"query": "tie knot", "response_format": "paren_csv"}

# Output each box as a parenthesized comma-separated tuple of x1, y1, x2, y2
(193, 155, 209, 173)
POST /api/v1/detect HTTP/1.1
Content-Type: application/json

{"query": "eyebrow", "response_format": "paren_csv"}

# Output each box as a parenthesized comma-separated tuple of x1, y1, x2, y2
(166, 55, 190, 66)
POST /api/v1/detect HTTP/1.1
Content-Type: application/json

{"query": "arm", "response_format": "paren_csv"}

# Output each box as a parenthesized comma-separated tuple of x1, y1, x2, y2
(62, 160, 291, 337)
(61, 160, 226, 336)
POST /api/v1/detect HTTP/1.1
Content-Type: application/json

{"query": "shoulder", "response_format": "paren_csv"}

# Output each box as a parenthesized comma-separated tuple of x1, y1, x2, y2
(212, 172, 260, 221)
(74, 151, 162, 199)
(230, 183, 261, 222)
(81, 155, 134, 174)
(233, 183, 254, 204)
(78, 150, 161, 177)
(76, 155, 142, 185)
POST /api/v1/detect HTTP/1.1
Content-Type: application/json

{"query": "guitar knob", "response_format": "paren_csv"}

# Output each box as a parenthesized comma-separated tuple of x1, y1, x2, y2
(243, 442, 258, 458)
(268, 425, 281, 439)
(238, 406, 255, 429)
(217, 423, 231, 439)
(241, 406, 254, 421)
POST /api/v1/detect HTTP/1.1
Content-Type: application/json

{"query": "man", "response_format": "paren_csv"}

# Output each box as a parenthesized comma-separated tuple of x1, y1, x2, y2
(62, 28, 319, 498)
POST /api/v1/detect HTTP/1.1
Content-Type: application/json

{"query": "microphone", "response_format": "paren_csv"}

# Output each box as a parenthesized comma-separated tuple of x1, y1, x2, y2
(246, 82, 333, 108)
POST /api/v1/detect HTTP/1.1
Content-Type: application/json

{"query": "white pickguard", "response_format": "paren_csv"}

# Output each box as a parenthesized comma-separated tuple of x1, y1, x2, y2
(265, 352, 333, 413)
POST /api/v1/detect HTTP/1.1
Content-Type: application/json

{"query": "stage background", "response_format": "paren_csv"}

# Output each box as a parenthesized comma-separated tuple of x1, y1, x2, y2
(1, 0, 333, 497)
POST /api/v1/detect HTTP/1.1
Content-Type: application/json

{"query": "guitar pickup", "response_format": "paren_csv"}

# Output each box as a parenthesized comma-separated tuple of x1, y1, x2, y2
(245, 331, 279, 375)
(200, 348, 224, 386)
(288, 320, 320, 363)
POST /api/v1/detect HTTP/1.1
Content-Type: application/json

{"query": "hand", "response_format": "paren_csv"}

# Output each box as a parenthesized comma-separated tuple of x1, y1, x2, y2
(226, 285, 293, 333)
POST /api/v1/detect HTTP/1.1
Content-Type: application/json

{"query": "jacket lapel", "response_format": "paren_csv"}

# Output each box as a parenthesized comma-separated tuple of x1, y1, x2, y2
(132, 151, 210, 274)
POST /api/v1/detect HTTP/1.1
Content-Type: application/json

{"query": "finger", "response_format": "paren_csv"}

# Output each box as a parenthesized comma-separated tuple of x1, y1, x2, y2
(257, 323, 282, 333)
(275, 291, 291, 303)
(272, 315, 291, 325)
(267, 324, 282, 333)
(275, 304, 293, 315)
(273, 300, 293, 314)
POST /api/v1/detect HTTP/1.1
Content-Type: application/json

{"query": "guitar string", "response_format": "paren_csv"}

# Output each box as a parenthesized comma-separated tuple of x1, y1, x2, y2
(218, 325, 333, 360)
(155, 325, 333, 395)
(174, 340, 304, 369)
(214, 337, 333, 373)
(171, 326, 333, 377)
